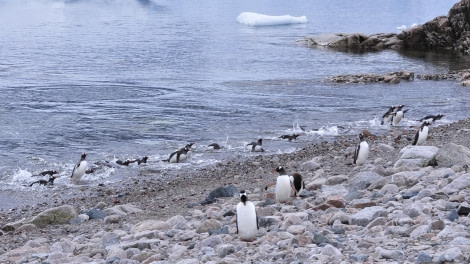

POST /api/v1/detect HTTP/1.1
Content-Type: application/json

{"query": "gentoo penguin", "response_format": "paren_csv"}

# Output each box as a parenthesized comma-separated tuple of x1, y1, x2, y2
(137, 156, 148, 165)
(246, 138, 264, 152)
(208, 143, 221, 150)
(391, 105, 407, 126)
(412, 121, 431, 145)
(274, 166, 305, 197)
(279, 134, 301, 141)
(273, 166, 292, 203)
(116, 159, 133, 166)
(236, 190, 259, 242)
(353, 133, 369, 166)
(33, 170, 59, 177)
(417, 114, 444, 122)
(71, 153, 88, 184)
(163, 147, 191, 163)
(381, 106, 396, 125)
(29, 175, 58, 187)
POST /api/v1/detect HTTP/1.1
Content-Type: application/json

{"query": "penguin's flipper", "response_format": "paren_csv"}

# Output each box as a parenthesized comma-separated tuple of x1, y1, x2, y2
(412, 130, 419, 145)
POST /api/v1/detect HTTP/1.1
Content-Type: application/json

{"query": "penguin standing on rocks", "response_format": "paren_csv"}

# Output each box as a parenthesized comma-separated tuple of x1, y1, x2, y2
(236, 190, 259, 242)
(71, 153, 88, 184)
(353, 133, 369, 166)
(412, 121, 431, 145)
(273, 166, 305, 197)
(273, 166, 292, 203)
(246, 138, 264, 152)
(279, 134, 301, 141)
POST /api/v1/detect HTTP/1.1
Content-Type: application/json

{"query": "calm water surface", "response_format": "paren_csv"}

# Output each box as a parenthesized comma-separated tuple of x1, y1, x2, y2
(0, 0, 469, 207)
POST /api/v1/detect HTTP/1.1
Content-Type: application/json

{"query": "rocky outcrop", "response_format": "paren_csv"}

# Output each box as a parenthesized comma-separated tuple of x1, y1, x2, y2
(302, 0, 470, 54)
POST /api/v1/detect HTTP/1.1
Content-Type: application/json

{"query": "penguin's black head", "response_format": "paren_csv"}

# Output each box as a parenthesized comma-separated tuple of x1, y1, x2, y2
(81, 153, 87, 159)
(51, 170, 59, 175)
(359, 133, 365, 140)
(257, 138, 262, 145)
(274, 166, 286, 175)
(422, 121, 431, 127)
(239, 190, 247, 203)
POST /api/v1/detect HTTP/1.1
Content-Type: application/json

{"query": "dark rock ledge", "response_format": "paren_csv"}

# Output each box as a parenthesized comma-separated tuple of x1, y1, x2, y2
(300, 0, 470, 54)
(326, 69, 470, 86)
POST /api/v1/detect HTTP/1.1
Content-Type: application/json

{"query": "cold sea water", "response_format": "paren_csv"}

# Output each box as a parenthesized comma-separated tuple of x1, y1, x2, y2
(0, 0, 469, 209)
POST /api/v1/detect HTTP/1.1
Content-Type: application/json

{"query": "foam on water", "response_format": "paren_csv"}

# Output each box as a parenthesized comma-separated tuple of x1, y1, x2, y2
(237, 12, 308, 27)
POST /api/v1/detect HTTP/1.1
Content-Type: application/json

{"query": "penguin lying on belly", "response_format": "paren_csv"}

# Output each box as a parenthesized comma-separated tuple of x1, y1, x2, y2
(162, 147, 191, 163)
(246, 138, 264, 152)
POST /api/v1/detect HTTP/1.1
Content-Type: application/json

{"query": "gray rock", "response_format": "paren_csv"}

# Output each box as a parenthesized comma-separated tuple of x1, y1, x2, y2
(416, 252, 433, 263)
(438, 247, 464, 262)
(104, 215, 122, 224)
(196, 219, 222, 234)
(30, 205, 78, 228)
(216, 244, 235, 258)
(199, 235, 223, 248)
(201, 185, 238, 205)
(85, 208, 106, 220)
(435, 143, 470, 167)
(300, 159, 322, 171)
(348, 171, 383, 191)
(394, 146, 439, 168)
(349, 206, 388, 226)
(442, 173, 470, 194)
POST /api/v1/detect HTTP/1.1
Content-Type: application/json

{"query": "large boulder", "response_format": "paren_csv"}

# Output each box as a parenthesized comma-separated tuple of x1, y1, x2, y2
(30, 205, 77, 228)
(394, 146, 439, 169)
(435, 143, 470, 167)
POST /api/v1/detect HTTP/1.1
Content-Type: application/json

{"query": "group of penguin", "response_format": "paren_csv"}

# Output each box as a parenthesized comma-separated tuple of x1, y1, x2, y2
(235, 105, 445, 241)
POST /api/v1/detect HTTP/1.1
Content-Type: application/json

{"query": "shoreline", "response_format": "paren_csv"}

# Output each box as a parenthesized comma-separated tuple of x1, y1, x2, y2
(1, 117, 470, 262)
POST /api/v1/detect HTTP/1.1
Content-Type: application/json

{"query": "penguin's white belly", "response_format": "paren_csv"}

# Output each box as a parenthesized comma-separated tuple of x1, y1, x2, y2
(392, 112, 404, 125)
(72, 161, 87, 182)
(170, 153, 186, 163)
(275, 175, 291, 202)
(355, 142, 369, 166)
(416, 127, 429, 145)
(237, 202, 258, 241)
(252, 145, 263, 152)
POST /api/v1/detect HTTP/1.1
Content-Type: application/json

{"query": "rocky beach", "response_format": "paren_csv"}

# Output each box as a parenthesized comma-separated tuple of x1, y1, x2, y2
(1, 115, 470, 263)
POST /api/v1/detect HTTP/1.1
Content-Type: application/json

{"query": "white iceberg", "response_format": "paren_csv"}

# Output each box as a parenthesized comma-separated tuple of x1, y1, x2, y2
(237, 12, 307, 27)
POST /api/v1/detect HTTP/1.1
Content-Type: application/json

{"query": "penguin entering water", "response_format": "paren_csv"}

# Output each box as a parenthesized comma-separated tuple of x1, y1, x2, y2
(279, 134, 301, 141)
(246, 138, 264, 152)
(417, 114, 444, 122)
(391, 105, 407, 126)
(163, 147, 191, 163)
(236, 190, 259, 242)
(412, 121, 431, 145)
(381, 106, 396, 125)
(71, 153, 88, 184)
(353, 133, 369, 166)
(208, 143, 221, 150)
(33, 170, 59, 177)
(273, 166, 292, 203)
(29, 175, 59, 187)
(137, 156, 148, 164)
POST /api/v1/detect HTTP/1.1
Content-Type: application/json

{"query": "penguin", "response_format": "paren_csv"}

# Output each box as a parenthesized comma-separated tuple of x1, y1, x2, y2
(279, 134, 301, 141)
(412, 121, 431, 145)
(246, 138, 264, 152)
(417, 114, 444, 122)
(273, 166, 292, 203)
(353, 133, 369, 166)
(29, 175, 58, 187)
(33, 170, 59, 177)
(391, 105, 407, 126)
(116, 159, 133, 166)
(236, 190, 259, 242)
(381, 106, 396, 125)
(274, 166, 305, 197)
(137, 156, 148, 165)
(163, 147, 191, 163)
(208, 143, 221, 150)
(71, 153, 88, 184)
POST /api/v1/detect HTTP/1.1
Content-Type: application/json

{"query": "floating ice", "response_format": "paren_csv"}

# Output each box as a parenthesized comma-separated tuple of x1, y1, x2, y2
(237, 12, 307, 27)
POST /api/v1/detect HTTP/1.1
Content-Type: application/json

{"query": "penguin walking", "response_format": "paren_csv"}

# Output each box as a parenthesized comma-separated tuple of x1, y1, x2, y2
(412, 121, 431, 145)
(391, 105, 407, 126)
(236, 190, 259, 242)
(279, 134, 301, 141)
(273, 166, 292, 203)
(163, 147, 191, 163)
(381, 106, 396, 125)
(71, 153, 88, 184)
(246, 138, 264, 152)
(353, 133, 369, 166)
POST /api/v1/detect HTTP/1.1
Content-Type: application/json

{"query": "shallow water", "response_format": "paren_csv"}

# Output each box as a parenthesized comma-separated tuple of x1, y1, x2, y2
(0, 0, 469, 209)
